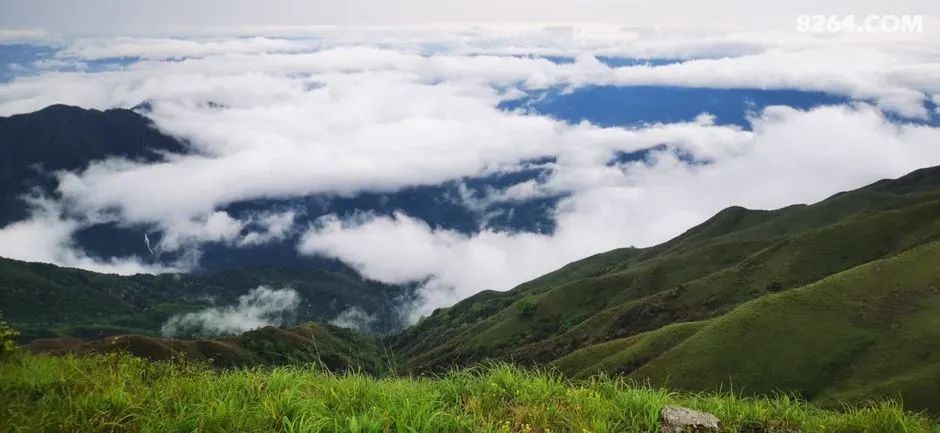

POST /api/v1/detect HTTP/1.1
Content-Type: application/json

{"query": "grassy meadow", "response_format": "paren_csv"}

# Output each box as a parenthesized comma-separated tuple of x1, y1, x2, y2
(1, 352, 937, 433)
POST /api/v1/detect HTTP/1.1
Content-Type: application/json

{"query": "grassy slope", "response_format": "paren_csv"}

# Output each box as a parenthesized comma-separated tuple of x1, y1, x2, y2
(6, 164, 940, 420)
(26, 322, 391, 374)
(551, 321, 708, 379)
(0, 259, 411, 341)
(394, 166, 940, 413)
(1, 353, 934, 433)
(625, 239, 940, 413)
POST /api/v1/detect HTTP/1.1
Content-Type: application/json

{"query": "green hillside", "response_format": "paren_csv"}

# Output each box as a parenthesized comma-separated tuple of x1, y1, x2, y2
(0, 259, 413, 341)
(394, 166, 940, 412)
(556, 240, 940, 412)
(5, 165, 940, 416)
(26, 322, 390, 374)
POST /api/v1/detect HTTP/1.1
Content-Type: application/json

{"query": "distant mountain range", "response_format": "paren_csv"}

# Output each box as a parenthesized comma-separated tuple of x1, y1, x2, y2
(10, 165, 940, 413)
(0, 105, 560, 272)
(4, 104, 940, 413)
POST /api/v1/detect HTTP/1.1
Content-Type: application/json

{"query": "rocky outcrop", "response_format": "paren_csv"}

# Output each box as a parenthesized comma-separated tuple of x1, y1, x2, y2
(660, 405, 720, 433)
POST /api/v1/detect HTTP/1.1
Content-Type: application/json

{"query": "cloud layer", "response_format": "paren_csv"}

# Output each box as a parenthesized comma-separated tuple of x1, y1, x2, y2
(1, 26, 940, 318)
(301, 104, 940, 318)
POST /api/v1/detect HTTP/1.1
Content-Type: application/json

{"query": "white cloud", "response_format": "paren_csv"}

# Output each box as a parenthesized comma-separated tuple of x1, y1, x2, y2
(45, 70, 560, 225)
(35, 73, 753, 262)
(0, 28, 939, 315)
(329, 306, 377, 333)
(0, 197, 176, 274)
(573, 47, 940, 118)
(238, 210, 297, 247)
(4, 36, 931, 230)
(0, 28, 53, 43)
(155, 211, 246, 252)
(299, 104, 940, 319)
(160, 286, 300, 336)
(1, 29, 938, 118)
(58, 37, 319, 60)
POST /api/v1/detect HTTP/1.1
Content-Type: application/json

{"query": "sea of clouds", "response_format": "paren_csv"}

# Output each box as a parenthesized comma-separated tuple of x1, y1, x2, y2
(2, 24, 940, 320)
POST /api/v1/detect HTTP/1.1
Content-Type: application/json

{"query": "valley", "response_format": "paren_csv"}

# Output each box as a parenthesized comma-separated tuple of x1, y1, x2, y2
(6, 165, 940, 417)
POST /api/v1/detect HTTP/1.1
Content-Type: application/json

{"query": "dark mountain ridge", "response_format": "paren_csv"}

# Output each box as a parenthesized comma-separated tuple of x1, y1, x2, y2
(0, 257, 414, 341)
(0, 104, 185, 224)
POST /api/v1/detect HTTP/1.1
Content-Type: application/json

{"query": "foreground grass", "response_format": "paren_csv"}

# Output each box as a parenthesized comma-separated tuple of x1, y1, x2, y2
(0, 354, 936, 433)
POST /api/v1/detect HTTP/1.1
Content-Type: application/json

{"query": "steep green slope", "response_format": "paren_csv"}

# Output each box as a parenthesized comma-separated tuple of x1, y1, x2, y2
(621, 239, 940, 413)
(551, 321, 708, 378)
(394, 166, 940, 412)
(0, 258, 412, 341)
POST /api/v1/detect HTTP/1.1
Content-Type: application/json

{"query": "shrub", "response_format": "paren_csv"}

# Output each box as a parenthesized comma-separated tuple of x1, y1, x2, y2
(560, 313, 588, 331)
(516, 298, 537, 318)
(0, 312, 19, 359)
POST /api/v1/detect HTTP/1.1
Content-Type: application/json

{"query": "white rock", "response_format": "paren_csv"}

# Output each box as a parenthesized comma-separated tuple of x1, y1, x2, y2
(660, 405, 721, 433)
